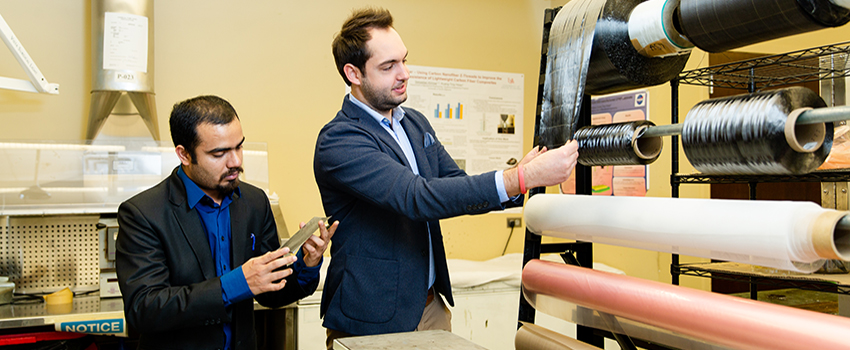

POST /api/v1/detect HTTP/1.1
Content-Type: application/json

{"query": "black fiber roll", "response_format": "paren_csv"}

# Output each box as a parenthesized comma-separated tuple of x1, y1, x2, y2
(682, 87, 832, 175)
(538, 0, 690, 150)
(575, 120, 663, 166)
(538, 0, 606, 149)
(585, 0, 691, 95)
(679, 0, 850, 53)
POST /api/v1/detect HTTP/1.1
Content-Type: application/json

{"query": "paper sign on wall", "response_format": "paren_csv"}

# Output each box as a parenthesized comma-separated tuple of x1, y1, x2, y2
(404, 65, 524, 175)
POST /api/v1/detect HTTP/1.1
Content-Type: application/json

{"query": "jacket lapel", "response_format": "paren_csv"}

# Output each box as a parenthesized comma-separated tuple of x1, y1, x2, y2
(400, 114, 432, 178)
(230, 192, 247, 266)
(167, 170, 216, 280)
(341, 96, 411, 169)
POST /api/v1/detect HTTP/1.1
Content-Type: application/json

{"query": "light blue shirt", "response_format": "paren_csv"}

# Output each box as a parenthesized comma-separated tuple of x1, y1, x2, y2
(348, 94, 510, 289)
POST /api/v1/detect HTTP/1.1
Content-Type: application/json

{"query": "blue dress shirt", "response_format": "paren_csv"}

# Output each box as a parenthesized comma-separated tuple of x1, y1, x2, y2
(177, 167, 319, 349)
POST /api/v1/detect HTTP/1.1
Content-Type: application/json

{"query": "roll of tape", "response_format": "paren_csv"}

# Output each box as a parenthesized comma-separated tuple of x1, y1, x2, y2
(585, 0, 690, 95)
(627, 0, 693, 57)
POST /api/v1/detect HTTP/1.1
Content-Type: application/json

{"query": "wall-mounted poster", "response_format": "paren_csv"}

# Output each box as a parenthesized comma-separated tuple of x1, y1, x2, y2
(403, 65, 524, 176)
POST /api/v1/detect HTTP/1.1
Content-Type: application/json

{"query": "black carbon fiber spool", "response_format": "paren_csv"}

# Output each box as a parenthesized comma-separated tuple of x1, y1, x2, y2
(585, 0, 690, 95)
(575, 120, 663, 166)
(538, 0, 690, 150)
(682, 87, 833, 175)
(679, 0, 850, 53)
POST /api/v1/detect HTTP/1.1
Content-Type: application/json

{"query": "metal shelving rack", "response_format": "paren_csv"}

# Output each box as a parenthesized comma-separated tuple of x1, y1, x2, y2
(520, 14, 850, 350)
(673, 263, 850, 295)
(519, 6, 607, 347)
(670, 41, 850, 299)
(677, 41, 850, 90)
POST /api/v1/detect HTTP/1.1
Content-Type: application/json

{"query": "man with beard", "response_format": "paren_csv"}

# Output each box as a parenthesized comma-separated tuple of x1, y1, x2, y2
(314, 7, 579, 348)
(117, 95, 336, 350)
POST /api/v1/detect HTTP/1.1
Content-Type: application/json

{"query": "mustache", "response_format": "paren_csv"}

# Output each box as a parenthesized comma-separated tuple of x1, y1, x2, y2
(220, 167, 244, 181)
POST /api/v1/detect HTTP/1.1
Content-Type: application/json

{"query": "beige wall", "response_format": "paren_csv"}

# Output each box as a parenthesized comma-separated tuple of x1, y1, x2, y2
(2, 1, 850, 286)
(0, 0, 549, 262)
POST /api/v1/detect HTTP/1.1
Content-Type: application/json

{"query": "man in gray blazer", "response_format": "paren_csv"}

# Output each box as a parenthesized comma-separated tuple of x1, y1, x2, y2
(314, 7, 579, 348)
(117, 95, 336, 350)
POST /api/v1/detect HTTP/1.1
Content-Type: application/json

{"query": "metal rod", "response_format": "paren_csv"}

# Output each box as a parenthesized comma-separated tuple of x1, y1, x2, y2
(639, 105, 850, 139)
(797, 105, 850, 125)
(642, 123, 683, 138)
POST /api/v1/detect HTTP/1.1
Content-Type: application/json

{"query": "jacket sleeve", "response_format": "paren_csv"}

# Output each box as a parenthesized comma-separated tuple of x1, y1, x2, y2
(116, 200, 227, 333)
(315, 121, 503, 222)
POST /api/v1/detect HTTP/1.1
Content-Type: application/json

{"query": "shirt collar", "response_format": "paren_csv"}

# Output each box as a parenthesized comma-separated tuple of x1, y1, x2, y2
(177, 165, 240, 209)
(348, 93, 405, 126)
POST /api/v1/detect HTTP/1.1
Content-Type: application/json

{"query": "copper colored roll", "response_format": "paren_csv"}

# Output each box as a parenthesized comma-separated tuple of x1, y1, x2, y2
(522, 260, 850, 350)
(516, 322, 603, 350)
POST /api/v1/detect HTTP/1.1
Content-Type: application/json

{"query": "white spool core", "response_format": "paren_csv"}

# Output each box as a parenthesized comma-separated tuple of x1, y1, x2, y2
(833, 215, 850, 260)
(784, 107, 825, 153)
(628, 0, 693, 58)
(813, 211, 850, 261)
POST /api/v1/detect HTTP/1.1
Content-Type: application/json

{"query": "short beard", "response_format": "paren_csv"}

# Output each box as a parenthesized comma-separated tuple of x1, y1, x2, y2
(217, 167, 243, 196)
(362, 78, 406, 112)
(216, 180, 240, 196)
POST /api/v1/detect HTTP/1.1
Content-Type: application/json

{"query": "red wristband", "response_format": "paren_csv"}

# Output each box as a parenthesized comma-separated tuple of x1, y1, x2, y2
(518, 164, 527, 194)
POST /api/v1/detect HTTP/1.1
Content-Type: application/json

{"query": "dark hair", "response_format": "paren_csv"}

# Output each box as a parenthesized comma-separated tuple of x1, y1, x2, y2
(332, 7, 394, 86)
(169, 95, 239, 161)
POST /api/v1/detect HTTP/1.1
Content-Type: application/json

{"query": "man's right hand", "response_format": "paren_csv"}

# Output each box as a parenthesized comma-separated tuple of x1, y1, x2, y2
(242, 248, 298, 295)
(524, 140, 579, 189)
(504, 141, 579, 197)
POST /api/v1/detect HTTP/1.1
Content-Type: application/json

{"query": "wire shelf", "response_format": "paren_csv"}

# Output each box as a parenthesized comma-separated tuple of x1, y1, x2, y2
(678, 41, 850, 91)
(674, 263, 850, 295)
(672, 171, 850, 184)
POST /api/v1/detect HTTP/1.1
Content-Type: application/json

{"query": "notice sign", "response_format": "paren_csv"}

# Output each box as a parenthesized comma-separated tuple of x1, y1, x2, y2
(56, 318, 126, 336)
(404, 65, 524, 175)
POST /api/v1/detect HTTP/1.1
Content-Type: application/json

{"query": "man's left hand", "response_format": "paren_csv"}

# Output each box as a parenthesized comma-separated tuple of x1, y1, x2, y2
(300, 219, 337, 267)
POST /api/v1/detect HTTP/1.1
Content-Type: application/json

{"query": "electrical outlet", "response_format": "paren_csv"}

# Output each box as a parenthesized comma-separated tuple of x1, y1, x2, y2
(507, 218, 522, 228)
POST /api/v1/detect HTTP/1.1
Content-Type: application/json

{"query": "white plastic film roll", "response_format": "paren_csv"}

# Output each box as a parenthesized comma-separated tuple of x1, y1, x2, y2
(524, 194, 850, 273)
(628, 0, 693, 57)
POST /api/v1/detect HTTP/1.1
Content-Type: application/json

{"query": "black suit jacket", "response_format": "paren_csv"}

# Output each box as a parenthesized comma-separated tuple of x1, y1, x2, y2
(116, 167, 316, 350)
(313, 96, 520, 335)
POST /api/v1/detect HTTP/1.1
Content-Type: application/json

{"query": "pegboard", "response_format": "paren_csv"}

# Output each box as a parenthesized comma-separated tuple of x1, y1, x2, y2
(0, 215, 100, 294)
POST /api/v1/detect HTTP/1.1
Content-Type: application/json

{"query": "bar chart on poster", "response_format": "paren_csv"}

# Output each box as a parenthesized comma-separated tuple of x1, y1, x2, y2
(405, 65, 524, 175)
